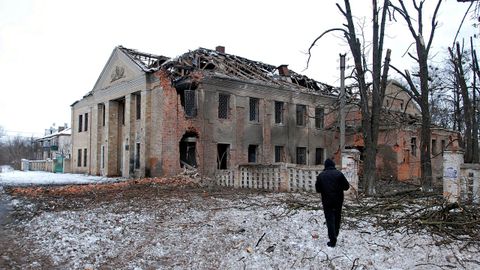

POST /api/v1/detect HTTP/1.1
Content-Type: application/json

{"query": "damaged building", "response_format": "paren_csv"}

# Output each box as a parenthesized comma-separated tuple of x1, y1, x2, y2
(70, 46, 340, 178)
(70, 45, 459, 183)
(344, 81, 460, 183)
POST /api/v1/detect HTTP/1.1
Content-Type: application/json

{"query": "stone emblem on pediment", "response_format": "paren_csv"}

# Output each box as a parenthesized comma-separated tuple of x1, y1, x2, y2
(111, 66, 126, 82)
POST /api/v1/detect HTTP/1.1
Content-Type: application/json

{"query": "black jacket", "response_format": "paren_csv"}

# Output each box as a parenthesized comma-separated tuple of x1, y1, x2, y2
(315, 159, 350, 210)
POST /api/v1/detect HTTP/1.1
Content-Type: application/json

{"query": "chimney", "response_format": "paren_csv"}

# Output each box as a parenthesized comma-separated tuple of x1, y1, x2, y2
(215, 46, 225, 54)
(278, 65, 289, 76)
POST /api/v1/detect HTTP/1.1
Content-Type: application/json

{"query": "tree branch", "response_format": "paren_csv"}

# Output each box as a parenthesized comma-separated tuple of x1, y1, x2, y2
(306, 28, 347, 70)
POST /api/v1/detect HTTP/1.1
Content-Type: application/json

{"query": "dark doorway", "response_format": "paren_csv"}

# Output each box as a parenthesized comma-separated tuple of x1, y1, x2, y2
(217, 144, 230, 169)
(179, 132, 198, 168)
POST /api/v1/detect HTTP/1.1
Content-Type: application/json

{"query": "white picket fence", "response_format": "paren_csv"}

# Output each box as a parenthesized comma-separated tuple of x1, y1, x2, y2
(21, 159, 54, 172)
(216, 163, 323, 192)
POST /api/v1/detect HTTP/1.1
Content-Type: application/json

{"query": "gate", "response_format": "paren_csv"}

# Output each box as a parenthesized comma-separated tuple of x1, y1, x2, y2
(54, 156, 64, 173)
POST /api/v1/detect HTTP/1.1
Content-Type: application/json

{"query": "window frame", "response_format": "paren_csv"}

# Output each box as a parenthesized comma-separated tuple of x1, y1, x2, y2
(218, 93, 230, 119)
(77, 149, 82, 167)
(248, 144, 258, 163)
(274, 101, 284, 125)
(315, 107, 324, 129)
(78, 114, 83, 133)
(136, 94, 141, 120)
(249, 97, 259, 122)
(296, 104, 306, 126)
(274, 145, 284, 163)
(84, 113, 89, 132)
(296, 147, 307, 165)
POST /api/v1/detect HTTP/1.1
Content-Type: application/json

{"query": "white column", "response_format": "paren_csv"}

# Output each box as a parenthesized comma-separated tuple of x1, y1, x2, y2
(341, 149, 360, 199)
(443, 150, 464, 203)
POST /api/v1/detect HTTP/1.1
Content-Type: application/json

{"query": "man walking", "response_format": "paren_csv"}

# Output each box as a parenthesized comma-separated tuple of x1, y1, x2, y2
(315, 158, 350, 247)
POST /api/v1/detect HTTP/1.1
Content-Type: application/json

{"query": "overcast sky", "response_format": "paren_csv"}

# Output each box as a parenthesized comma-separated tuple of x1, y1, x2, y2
(0, 0, 476, 138)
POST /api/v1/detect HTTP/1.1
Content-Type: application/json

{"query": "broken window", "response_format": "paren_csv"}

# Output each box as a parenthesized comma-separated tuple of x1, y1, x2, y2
(274, 101, 284, 124)
(315, 107, 324, 129)
(217, 144, 230, 169)
(83, 148, 87, 167)
(274, 145, 284, 163)
(248, 145, 258, 163)
(77, 149, 82, 167)
(296, 105, 306, 126)
(411, 137, 417, 157)
(84, 113, 88, 132)
(315, 148, 324, 165)
(135, 143, 140, 169)
(296, 147, 307, 165)
(136, 94, 141, 120)
(249, 97, 259, 122)
(78, 114, 83, 133)
(180, 132, 198, 168)
(184, 90, 197, 118)
(218, 93, 230, 119)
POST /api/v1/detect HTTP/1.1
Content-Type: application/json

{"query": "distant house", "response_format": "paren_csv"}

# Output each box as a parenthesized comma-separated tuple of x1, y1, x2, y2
(35, 125, 71, 160)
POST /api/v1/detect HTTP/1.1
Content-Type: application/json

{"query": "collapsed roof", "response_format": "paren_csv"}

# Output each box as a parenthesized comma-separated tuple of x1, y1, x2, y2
(118, 46, 170, 72)
(120, 46, 337, 96)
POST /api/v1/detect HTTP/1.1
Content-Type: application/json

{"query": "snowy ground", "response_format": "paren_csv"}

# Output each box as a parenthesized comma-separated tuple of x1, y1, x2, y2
(0, 170, 124, 186)
(0, 181, 478, 269)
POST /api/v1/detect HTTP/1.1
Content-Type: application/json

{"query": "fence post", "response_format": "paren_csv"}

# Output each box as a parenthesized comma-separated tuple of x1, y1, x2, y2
(443, 150, 464, 203)
(21, 159, 29, 171)
(279, 163, 289, 192)
(342, 149, 360, 199)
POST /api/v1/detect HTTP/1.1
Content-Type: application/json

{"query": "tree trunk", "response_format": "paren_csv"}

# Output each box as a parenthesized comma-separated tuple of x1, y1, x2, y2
(451, 44, 473, 162)
(363, 144, 377, 194)
(418, 39, 433, 191)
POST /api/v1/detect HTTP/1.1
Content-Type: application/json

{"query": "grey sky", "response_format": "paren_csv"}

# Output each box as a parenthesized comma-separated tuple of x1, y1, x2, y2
(0, 0, 475, 137)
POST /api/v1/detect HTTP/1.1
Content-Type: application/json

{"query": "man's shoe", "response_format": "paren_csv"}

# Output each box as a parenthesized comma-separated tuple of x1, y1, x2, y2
(327, 241, 336, 247)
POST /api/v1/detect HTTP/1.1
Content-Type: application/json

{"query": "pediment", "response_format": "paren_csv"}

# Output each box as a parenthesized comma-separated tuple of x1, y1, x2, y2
(91, 47, 144, 92)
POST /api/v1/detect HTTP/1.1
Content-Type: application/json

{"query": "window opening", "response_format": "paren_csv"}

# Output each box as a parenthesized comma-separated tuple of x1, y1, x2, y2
(217, 144, 230, 169)
(248, 145, 258, 163)
(77, 149, 82, 167)
(249, 98, 259, 122)
(78, 114, 83, 132)
(218, 93, 230, 119)
(101, 145, 105, 169)
(83, 148, 87, 167)
(180, 131, 198, 168)
(136, 94, 141, 120)
(274, 145, 284, 162)
(315, 148, 324, 165)
(296, 105, 306, 126)
(84, 113, 89, 132)
(184, 90, 197, 117)
(274, 101, 284, 124)
(315, 107, 324, 129)
(296, 147, 307, 165)
(411, 137, 417, 157)
(135, 143, 140, 169)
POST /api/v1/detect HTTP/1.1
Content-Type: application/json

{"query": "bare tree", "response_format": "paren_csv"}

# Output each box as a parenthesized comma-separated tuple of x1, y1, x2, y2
(449, 42, 478, 162)
(1, 136, 36, 169)
(389, 0, 443, 191)
(308, 0, 391, 195)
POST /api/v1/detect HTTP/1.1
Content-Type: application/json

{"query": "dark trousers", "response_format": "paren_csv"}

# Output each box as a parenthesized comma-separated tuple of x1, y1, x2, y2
(323, 208, 342, 243)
